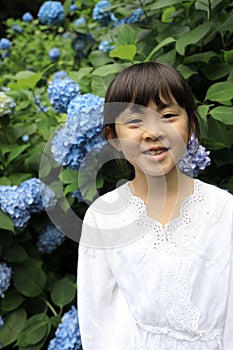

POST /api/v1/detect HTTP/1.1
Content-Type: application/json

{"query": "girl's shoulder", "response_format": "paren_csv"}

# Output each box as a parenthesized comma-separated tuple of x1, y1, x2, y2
(83, 182, 130, 220)
(195, 178, 233, 210)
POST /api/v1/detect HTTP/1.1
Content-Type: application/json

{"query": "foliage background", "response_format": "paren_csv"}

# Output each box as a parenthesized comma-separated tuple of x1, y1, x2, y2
(0, 0, 233, 348)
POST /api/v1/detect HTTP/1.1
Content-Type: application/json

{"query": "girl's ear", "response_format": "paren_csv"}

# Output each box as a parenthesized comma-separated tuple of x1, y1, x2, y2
(105, 126, 121, 151)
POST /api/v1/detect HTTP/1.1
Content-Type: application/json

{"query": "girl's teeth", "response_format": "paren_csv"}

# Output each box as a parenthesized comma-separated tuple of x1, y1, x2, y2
(146, 149, 167, 155)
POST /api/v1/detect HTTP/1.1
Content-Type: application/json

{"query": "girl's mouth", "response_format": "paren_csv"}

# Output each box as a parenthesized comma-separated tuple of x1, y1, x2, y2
(142, 148, 168, 156)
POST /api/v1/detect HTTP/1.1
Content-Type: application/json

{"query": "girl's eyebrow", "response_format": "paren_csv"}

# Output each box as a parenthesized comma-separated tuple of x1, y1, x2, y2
(156, 102, 176, 111)
(128, 105, 145, 114)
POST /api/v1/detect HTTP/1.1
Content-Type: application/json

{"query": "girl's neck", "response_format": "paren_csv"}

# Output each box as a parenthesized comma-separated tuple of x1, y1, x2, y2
(129, 167, 194, 225)
(130, 166, 187, 199)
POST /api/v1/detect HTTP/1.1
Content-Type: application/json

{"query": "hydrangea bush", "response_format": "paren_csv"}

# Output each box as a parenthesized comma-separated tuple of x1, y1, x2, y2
(0, 0, 232, 348)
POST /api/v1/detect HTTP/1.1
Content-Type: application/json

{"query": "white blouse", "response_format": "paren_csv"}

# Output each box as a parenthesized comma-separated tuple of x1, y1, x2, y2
(78, 179, 233, 350)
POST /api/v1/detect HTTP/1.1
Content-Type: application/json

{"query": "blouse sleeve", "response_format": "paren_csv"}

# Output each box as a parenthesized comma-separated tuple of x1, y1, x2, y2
(222, 203, 233, 350)
(77, 210, 137, 350)
(223, 258, 233, 350)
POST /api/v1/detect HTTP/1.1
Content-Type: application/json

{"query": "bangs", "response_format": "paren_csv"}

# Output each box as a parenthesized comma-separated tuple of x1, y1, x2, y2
(105, 62, 187, 108)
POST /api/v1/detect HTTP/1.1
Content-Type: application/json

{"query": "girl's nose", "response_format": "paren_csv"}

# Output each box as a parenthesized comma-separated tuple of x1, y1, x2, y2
(142, 119, 162, 141)
(142, 128, 159, 141)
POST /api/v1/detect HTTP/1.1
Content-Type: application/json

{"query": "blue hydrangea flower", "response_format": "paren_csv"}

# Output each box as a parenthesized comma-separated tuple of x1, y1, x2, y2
(51, 93, 105, 169)
(0, 262, 12, 298)
(98, 40, 114, 52)
(93, 0, 116, 26)
(49, 47, 60, 62)
(53, 71, 68, 80)
(48, 306, 82, 350)
(72, 188, 84, 202)
(0, 92, 16, 117)
(1, 51, 10, 59)
(0, 38, 11, 50)
(22, 134, 30, 142)
(71, 34, 94, 58)
(38, 1, 65, 25)
(179, 134, 211, 177)
(114, 8, 144, 26)
(62, 32, 70, 39)
(0, 185, 31, 229)
(18, 178, 57, 214)
(0, 315, 3, 348)
(37, 224, 65, 254)
(69, 4, 79, 13)
(0, 315, 4, 330)
(48, 78, 80, 114)
(11, 24, 23, 33)
(0, 178, 56, 229)
(35, 95, 50, 113)
(125, 8, 144, 24)
(22, 12, 34, 22)
(74, 17, 86, 27)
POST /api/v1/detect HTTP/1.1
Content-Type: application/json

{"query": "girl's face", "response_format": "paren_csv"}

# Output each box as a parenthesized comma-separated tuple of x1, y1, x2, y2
(113, 99, 189, 178)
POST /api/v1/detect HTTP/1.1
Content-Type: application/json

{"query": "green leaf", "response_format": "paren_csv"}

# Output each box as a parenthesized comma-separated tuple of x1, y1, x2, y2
(9, 173, 32, 186)
(202, 62, 231, 80)
(176, 22, 211, 55)
(0, 308, 27, 347)
(18, 324, 51, 350)
(89, 50, 114, 67)
(63, 0, 73, 15)
(205, 139, 226, 150)
(183, 51, 217, 64)
(177, 64, 197, 79)
(209, 106, 233, 125)
(3, 242, 28, 262)
(205, 82, 233, 102)
(1, 289, 24, 312)
(64, 183, 79, 195)
(221, 176, 233, 194)
(69, 67, 93, 81)
(14, 124, 37, 139)
(224, 50, 233, 65)
(0, 177, 11, 185)
(14, 264, 46, 297)
(60, 169, 79, 185)
(51, 277, 76, 307)
(207, 118, 233, 148)
(110, 45, 136, 61)
(115, 24, 136, 47)
(9, 73, 43, 90)
(6, 144, 30, 165)
(156, 49, 176, 65)
(17, 313, 50, 347)
(146, 0, 183, 10)
(161, 6, 176, 23)
(15, 71, 36, 79)
(145, 37, 176, 62)
(195, 0, 223, 11)
(198, 105, 210, 119)
(92, 75, 115, 97)
(0, 210, 14, 232)
(92, 63, 127, 77)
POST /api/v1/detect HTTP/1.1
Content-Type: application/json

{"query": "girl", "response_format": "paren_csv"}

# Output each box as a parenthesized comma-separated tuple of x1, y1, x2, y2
(78, 62, 233, 350)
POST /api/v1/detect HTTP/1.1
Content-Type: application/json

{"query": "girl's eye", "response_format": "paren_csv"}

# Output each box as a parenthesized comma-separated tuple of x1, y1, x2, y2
(127, 118, 143, 124)
(161, 113, 177, 119)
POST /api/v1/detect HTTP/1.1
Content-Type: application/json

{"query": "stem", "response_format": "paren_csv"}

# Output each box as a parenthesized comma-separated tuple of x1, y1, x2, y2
(41, 297, 58, 316)
(31, 89, 53, 119)
(208, 0, 211, 21)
